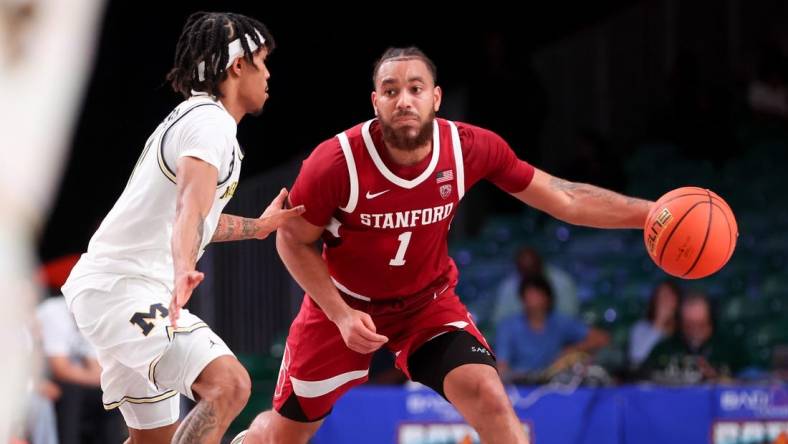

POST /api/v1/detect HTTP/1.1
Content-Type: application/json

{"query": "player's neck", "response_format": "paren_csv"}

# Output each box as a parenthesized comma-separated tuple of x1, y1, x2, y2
(382, 141, 432, 167)
(219, 98, 244, 124)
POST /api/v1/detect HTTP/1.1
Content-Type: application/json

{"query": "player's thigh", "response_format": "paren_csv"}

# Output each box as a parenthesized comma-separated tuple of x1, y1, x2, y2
(397, 290, 497, 396)
(73, 278, 235, 398)
(407, 330, 498, 399)
(151, 322, 238, 401)
(103, 363, 181, 430)
(70, 277, 178, 375)
(273, 295, 372, 422)
(71, 280, 183, 429)
(70, 278, 237, 423)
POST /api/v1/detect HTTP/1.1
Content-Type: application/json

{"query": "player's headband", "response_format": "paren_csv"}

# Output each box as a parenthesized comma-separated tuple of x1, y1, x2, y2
(196, 29, 265, 82)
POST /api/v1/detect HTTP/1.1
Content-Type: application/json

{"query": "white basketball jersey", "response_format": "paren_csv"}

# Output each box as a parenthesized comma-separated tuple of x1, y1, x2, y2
(63, 95, 242, 304)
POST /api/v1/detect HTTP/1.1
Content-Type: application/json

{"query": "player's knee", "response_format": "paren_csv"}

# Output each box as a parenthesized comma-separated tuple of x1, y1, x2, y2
(244, 412, 271, 443)
(200, 365, 251, 411)
(227, 367, 252, 408)
(245, 410, 315, 444)
(474, 377, 510, 416)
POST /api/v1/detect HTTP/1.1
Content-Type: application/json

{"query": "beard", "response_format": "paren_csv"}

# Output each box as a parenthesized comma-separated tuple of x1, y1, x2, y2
(379, 110, 434, 151)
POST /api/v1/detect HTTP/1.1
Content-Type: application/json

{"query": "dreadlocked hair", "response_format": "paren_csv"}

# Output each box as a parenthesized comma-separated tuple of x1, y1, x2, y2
(167, 11, 275, 99)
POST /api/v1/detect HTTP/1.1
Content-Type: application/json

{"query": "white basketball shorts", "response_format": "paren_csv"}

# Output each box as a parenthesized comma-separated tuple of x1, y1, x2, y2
(68, 276, 234, 429)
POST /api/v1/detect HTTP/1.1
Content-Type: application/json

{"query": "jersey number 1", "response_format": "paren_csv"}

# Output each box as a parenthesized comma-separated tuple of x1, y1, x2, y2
(389, 231, 412, 266)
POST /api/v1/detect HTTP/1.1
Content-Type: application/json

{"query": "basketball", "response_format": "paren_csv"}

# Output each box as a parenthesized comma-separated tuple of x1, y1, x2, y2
(644, 187, 738, 279)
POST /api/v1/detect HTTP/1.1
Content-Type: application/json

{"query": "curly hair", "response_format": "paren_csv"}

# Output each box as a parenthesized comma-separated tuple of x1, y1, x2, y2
(166, 11, 274, 98)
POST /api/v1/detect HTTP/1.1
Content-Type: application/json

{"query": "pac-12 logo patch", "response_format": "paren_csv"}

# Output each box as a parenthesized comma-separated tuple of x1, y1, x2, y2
(440, 184, 452, 199)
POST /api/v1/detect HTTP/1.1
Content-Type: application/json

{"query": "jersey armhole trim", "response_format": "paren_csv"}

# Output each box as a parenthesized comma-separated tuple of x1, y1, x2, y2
(336, 132, 359, 213)
(448, 121, 465, 200)
(157, 102, 225, 186)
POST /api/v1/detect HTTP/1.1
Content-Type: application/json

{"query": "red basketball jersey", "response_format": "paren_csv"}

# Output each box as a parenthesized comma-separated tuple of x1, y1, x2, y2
(289, 118, 534, 300)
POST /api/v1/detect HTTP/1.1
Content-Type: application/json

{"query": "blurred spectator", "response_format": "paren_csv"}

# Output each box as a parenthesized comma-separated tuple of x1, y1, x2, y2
(496, 275, 609, 383)
(26, 380, 60, 444)
(36, 254, 125, 444)
(747, 44, 788, 119)
(773, 345, 788, 381)
(26, 321, 60, 444)
(628, 280, 682, 367)
(491, 246, 578, 325)
(15, 321, 59, 444)
(640, 292, 744, 384)
(37, 294, 125, 444)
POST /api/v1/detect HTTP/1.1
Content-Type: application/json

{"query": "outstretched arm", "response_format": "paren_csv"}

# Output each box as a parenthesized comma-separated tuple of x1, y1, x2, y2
(211, 188, 305, 242)
(513, 169, 653, 229)
(48, 356, 101, 386)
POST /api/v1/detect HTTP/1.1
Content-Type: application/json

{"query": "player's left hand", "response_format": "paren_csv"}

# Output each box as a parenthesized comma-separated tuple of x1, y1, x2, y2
(255, 188, 306, 239)
(170, 270, 205, 327)
(335, 309, 389, 354)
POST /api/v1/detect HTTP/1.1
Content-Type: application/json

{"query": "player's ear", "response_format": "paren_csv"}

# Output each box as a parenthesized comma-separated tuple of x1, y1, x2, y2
(433, 85, 442, 113)
(229, 58, 243, 77)
(371, 91, 379, 116)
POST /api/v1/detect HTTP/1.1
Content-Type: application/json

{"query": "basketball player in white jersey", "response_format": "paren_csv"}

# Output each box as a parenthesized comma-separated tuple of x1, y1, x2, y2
(62, 12, 302, 444)
(1, 0, 103, 439)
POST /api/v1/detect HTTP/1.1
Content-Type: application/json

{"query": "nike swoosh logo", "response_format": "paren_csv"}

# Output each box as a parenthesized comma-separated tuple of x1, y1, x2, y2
(365, 190, 390, 199)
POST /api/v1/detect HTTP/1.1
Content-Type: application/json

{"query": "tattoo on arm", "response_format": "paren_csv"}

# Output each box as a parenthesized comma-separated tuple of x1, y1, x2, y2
(549, 177, 580, 195)
(211, 214, 260, 242)
(241, 218, 256, 239)
(212, 214, 235, 242)
(171, 400, 218, 444)
(549, 176, 643, 206)
(547, 176, 651, 228)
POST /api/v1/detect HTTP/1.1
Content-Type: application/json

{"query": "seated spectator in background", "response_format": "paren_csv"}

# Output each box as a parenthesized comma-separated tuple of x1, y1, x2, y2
(26, 378, 60, 444)
(26, 320, 60, 444)
(641, 292, 744, 384)
(747, 44, 788, 119)
(36, 294, 125, 444)
(491, 246, 578, 325)
(11, 321, 60, 444)
(628, 280, 682, 367)
(36, 254, 125, 444)
(496, 275, 609, 383)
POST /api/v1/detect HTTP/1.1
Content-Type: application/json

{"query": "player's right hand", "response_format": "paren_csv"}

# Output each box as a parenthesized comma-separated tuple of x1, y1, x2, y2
(256, 188, 306, 239)
(335, 309, 388, 354)
(170, 270, 205, 328)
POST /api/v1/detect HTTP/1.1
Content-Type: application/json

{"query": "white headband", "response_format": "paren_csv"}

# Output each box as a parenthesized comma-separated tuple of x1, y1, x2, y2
(196, 29, 265, 82)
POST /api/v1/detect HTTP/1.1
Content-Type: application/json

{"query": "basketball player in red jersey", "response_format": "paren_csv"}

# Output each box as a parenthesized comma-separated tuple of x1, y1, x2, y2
(235, 47, 654, 444)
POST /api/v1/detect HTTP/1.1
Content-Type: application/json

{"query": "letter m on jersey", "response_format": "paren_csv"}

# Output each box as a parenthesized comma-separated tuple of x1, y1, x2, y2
(129, 303, 169, 336)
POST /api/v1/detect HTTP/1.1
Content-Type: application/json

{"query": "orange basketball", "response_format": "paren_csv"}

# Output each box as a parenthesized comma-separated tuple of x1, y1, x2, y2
(644, 186, 738, 279)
